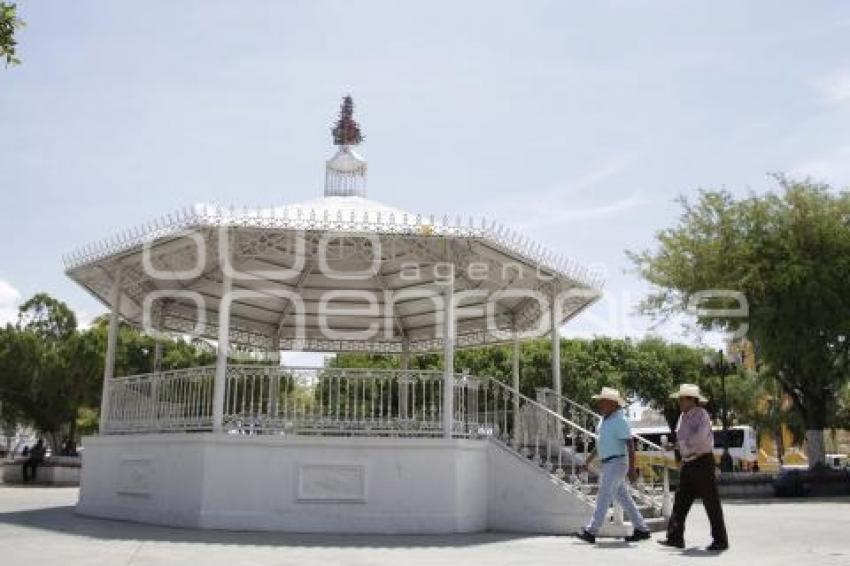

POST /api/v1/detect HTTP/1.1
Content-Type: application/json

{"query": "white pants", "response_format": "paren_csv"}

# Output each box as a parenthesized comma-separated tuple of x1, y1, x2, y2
(585, 456, 649, 535)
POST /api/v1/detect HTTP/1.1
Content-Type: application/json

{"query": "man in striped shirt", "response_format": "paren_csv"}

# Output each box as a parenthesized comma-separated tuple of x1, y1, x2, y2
(659, 384, 729, 552)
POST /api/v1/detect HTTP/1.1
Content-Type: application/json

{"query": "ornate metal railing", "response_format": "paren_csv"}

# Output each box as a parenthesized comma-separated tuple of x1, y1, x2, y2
(103, 366, 217, 433)
(102, 365, 485, 437)
(220, 365, 483, 437)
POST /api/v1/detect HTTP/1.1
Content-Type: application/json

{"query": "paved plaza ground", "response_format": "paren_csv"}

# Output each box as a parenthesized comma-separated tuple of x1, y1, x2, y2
(0, 486, 847, 566)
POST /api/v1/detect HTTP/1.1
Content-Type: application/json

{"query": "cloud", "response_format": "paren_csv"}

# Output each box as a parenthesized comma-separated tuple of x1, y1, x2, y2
(791, 145, 850, 187)
(74, 309, 98, 330)
(509, 189, 649, 232)
(814, 71, 850, 104)
(560, 153, 638, 196)
(543, 191, 647, 222)
(484, 152, 647, 230)
(0, 279, 22, 325)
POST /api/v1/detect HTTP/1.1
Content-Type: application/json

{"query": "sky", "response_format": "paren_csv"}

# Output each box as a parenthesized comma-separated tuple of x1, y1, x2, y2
(2, 1, 850, 351)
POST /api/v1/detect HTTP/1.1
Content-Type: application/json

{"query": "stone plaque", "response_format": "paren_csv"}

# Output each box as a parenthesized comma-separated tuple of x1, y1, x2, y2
(116, 456, 153, 496)
(297, 464, 366, 503)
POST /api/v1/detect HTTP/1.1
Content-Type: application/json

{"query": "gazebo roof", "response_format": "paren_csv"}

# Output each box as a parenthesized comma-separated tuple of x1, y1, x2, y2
(282, 195, 410, 219)
(64, 98, 603, 354)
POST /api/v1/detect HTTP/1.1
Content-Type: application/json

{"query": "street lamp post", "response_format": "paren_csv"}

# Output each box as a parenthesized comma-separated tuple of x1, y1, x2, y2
(720, 359, 732, 473)
(704, 348, 735, 473)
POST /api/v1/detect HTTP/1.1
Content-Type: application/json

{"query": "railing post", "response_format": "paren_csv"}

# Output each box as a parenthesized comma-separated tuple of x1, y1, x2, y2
(442, 276, 455, 439)
(151, 305, 163, 431)
(212, 267, 233, 433)
(400, 337, 410, 420)
(661, 434, 672, 518)
(269, 367, 280, 420)
(150, 372, 160, 431)
(99, 262, 122, 434)
(512, 330, 520, 441)
(550, 291, 561, 413)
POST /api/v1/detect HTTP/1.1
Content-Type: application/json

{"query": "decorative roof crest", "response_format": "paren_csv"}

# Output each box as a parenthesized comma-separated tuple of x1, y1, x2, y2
(331, 95, 363, 146)
(325, 95, 367, 197)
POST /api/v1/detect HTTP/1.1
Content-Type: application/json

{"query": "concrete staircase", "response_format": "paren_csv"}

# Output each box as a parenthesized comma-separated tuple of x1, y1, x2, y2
(482, 380, 670, 536)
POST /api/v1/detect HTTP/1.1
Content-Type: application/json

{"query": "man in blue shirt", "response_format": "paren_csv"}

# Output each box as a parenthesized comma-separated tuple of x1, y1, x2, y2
(577, 387, 650, 544)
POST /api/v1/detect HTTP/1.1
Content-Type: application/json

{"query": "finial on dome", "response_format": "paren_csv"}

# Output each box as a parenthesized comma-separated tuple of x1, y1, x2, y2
(325, 95, 367, 197)
(332, 95, 364, 146)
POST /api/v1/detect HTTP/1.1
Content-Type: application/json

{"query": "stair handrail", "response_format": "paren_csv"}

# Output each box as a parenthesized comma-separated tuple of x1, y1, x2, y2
(537, 387, 668, 452)
(480, 376, 603, 504)
(488, 378, 598, 439)
(520, 384, 673, 519)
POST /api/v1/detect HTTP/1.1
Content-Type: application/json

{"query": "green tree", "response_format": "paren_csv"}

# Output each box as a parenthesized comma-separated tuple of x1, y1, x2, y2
(60, 329, 105, 443)
(336, 336, 796, 450)
(17, 293, 77, 343)
(338, 338, 661, 410)
(0, 2, 23, 66)
(0, 294, 217, 448)
(631, 338, 703, 429)
(834, 380, 850, 431)
(628, 177, 850, 467)
(0, 325, 58, 447)
(4, 294, 99, 450)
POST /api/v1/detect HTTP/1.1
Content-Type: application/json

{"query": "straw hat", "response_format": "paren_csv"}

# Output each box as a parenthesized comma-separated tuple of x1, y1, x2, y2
(669, 383, 708, 403)
(591, 387, 626, 407)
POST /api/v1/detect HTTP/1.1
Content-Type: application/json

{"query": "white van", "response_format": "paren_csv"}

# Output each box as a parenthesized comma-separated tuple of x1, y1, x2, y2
(633, 424, 759, 471)
(712, 425, 758, 470)
(631, 426, 673, 450)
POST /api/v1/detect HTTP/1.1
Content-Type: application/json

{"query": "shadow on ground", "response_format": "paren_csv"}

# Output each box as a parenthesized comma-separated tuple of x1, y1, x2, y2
(724, 496, 850, 505)
(0, 503, 535, 549)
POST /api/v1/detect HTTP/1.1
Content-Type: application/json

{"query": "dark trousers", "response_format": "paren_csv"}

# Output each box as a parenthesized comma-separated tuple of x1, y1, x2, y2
(667, 453, 728, 545)
(22, 458, 41, 482)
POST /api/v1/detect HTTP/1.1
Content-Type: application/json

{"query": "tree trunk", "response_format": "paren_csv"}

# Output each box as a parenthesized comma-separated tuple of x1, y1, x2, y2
(663, 408, 680, 436)
(69, 415, 78, 447)
(805, 429, 825, 469)
(774, 429, 784, 465)
(45, 430, 62, 457)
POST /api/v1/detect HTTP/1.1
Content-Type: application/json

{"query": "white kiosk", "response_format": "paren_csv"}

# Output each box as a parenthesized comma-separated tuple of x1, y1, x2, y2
(65, 97, 666, 534)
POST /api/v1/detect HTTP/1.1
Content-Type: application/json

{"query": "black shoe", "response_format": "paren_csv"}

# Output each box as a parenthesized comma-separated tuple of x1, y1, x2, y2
(576, 529, 596, 544)
(624, 529, 651, 542)
(706, 541, 729, 552)
(658, 538, 685, 549)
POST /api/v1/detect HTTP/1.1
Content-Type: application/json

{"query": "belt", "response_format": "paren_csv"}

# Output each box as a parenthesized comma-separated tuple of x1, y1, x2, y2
(682, 452, 713, 463)
(601, 454, 625, 463)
